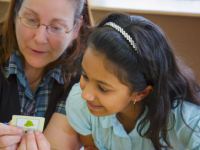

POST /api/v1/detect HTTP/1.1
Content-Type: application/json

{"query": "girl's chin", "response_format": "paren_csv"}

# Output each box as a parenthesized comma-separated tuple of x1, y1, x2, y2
(87, 108, 107, 117)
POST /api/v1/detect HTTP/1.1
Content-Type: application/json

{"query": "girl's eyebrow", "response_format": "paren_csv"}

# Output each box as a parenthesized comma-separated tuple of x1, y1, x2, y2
(82, 65, 113, 88)
(96, 80, 113, 88)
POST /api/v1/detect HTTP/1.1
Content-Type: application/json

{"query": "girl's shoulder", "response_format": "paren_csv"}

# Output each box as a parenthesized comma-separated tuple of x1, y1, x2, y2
(168, 100, 200, 149)
(170, 100, 200, 134)
(65, 83, 93, 135)
(65, 83, 114, 137)
(66, 83, 83, 105)
(66, 83, 88, 114)
(170, 100, 200, 122)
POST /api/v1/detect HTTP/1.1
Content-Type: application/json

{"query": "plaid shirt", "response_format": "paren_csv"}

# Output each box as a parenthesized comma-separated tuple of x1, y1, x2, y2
(4, 50, 66, 117)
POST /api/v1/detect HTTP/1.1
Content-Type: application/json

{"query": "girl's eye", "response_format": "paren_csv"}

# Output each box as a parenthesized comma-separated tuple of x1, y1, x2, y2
(81, 74, 88, 80)
(99, 85, 108, 92)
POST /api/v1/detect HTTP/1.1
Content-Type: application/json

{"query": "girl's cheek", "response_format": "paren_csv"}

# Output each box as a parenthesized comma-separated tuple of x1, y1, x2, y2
(80, 76, 86, 91)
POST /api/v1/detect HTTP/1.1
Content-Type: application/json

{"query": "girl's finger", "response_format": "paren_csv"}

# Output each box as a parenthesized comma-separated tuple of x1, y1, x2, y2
(34, 131, 50, 150)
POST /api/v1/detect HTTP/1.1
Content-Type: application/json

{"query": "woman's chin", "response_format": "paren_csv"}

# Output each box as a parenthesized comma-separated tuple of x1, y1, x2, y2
(25, 60, 48, 69)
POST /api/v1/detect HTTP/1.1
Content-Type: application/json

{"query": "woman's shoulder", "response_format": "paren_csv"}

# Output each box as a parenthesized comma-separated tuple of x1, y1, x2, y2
(0, 21, 3, 46)
(0, 34, 3, 57)
(0, 35, 2, 47)
(0, 22, 3, 43)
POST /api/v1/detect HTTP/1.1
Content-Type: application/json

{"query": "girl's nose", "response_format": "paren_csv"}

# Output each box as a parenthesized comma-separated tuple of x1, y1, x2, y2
(81, 84, 95, 101)
(34, 25, 48, 44)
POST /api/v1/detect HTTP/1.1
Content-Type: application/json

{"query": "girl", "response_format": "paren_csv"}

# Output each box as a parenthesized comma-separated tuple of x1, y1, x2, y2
(66, 13, 200, 150)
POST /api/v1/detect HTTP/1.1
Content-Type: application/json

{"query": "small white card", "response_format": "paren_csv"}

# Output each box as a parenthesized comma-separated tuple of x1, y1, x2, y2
(11, 115, 45, 132)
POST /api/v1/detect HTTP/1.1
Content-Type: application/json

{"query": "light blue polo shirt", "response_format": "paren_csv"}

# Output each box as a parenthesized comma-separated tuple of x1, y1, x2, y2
(66, 83, 200, 150)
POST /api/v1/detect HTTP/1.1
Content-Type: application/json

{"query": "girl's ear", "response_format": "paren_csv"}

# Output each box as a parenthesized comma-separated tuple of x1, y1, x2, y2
(73, 16, 83, 40)
(131, 85, 153, 103)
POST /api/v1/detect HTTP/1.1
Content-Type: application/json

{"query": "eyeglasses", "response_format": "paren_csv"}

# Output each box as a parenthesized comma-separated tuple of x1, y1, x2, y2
(17, 16, 77, 37)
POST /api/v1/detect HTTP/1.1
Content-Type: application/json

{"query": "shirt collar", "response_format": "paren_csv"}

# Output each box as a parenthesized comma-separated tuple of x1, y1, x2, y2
(4, 49, 22, 78)
(4, 49, 66, 84)
(41, 65, 66, 85)
(51, 66, 66, 84)
(98, 106, 148, 138)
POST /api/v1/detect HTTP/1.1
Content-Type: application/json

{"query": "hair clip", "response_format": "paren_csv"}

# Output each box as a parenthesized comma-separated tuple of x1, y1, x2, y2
(104, 22, 138, 53)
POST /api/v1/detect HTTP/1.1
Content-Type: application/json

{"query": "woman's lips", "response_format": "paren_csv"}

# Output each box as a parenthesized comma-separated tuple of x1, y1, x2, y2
(30, 49, 47, 55)
(87, 102, 103, 109)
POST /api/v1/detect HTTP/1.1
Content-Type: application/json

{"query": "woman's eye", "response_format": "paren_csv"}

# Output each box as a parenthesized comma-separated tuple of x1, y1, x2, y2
(26, 17, 37, 23)
(51, 26, 62, 31)
(99, 85, 108, 92)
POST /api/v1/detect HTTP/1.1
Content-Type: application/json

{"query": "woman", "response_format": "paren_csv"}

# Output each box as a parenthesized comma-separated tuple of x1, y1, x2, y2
(0, 0, 92, 149)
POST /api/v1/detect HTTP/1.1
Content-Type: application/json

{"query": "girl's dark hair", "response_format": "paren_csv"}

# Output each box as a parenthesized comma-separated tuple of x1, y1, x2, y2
(0, 0, 92, 88)
(86, 12, 200, 149)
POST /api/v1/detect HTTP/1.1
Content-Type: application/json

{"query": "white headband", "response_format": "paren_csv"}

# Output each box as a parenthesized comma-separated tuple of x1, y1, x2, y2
(104, 22, 138, 53)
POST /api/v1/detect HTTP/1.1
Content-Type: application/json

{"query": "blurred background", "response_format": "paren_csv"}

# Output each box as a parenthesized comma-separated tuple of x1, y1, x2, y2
(1, 0, 200, 82)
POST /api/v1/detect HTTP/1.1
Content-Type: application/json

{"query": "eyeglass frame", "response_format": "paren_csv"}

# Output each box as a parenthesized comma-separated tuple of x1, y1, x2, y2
(17, 16, 77, 37)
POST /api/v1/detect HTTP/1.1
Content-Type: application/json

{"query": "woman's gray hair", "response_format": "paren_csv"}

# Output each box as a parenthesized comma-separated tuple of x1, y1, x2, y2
(13, 0, 86, 23)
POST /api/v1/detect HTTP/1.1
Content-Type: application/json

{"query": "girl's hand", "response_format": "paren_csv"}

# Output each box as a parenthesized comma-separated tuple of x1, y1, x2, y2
(84, 146, 99, 150)
(17, 130, 50, 150)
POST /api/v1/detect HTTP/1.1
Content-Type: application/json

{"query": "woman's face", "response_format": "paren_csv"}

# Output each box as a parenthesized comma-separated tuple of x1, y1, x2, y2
(80, 46, 137, 117)
(15, 0, 80, 69)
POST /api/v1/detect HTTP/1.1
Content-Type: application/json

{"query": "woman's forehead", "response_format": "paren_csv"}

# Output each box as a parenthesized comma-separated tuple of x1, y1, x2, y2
(20, 0, 76, 21)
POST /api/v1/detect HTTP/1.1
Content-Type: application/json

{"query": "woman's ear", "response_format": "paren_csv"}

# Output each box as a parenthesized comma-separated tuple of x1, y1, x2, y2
(131, 85, 153, 103)
(73, 16, 83, 40)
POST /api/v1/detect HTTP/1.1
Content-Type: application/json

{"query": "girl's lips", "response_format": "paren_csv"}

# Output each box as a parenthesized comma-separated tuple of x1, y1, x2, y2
(87, 102, 103, 109)
(30, 49, 47, 55)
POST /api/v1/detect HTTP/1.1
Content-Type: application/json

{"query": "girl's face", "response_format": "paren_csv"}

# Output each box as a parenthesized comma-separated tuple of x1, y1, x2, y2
(80, 46, 137, 117)
(15, 0, 80, 69)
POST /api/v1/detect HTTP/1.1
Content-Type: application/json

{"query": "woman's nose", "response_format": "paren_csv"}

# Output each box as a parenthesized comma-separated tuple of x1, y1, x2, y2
(81, 84, 95, 101)
(34, 25, 48, 44)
